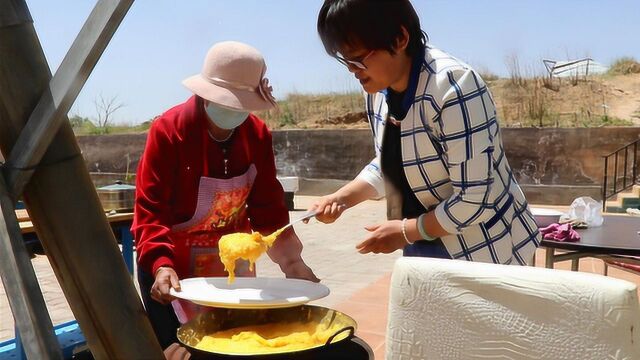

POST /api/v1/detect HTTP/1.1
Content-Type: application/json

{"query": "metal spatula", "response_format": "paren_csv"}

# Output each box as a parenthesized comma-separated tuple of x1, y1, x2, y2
(261, 210, 317, 245)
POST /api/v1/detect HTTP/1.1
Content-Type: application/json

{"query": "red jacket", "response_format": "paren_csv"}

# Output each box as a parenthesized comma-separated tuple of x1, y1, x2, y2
(132, 96, 289, 275)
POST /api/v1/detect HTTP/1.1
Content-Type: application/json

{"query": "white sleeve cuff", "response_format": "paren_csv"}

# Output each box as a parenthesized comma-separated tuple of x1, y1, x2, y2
(356, 164, 385, 198)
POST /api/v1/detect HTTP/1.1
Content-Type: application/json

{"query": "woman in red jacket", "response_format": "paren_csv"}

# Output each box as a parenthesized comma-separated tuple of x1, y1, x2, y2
(132, 41, 318, 348)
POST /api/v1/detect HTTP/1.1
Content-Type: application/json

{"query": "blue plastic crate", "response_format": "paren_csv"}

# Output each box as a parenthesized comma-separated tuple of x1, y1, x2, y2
(0, 321, 87, 360)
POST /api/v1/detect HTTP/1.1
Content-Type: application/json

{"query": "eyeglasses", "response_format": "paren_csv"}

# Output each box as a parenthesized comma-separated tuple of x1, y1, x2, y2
(335, 50, 374, 70)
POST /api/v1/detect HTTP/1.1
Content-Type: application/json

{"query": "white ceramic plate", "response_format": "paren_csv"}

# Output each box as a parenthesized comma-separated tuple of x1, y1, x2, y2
(169, 277, 330, 309)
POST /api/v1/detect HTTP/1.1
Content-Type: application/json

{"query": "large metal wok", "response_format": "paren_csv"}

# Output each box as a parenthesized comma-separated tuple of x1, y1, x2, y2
(177, 305, 371, 359)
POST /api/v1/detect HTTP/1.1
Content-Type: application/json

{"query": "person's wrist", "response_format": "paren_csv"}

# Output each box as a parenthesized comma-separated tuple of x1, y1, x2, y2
(401, 218, 415, 244)
(404, 218, 420, 243)
(333, 192, 349, 209)
(278, 256, 304, 270)
(417, 213, 436, 241)
(155, 266, 173, 277)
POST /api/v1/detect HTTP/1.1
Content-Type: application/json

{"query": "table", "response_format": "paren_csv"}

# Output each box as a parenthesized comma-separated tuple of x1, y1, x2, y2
(18, 210, 135, 274)
(541, 214, 640, 270)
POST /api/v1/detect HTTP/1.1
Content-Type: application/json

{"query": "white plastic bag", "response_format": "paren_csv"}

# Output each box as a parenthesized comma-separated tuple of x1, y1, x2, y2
(560, 196, 604, 227)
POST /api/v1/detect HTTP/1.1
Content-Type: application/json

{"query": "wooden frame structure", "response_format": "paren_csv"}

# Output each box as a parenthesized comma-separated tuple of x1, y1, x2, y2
(0, 0, 163, 358)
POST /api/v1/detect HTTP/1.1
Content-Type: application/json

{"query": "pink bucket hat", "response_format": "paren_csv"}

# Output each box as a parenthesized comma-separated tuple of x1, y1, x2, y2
(182, 41, 277, 111)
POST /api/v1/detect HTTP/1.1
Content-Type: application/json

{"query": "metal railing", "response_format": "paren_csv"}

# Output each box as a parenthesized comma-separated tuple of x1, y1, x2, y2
(602, 139, 640, 211)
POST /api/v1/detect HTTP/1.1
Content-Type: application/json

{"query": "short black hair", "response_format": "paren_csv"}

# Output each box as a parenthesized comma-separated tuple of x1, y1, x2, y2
(317, 0, 426, 58)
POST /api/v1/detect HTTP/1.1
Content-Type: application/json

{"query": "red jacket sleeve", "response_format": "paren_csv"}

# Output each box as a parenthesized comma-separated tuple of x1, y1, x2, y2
(132, 121, 178, 275)
(247, 127, 289, 234)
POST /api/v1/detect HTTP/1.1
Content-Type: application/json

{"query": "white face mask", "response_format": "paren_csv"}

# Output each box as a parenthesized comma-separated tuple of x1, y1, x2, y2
(205, 102, 250, 130)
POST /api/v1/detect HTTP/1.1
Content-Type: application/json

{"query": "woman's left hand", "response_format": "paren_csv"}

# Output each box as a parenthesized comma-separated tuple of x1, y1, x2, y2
(356, 220, 407, 254)
(281, 259, 320, 283)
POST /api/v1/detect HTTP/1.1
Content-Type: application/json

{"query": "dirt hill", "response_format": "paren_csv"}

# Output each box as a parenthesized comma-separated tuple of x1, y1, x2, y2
(257, 73, 640, 129)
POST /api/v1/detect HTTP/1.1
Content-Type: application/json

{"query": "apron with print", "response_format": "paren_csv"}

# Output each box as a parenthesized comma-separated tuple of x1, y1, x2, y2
(171, 163, 257, 279)
(170, 156, 258, 323)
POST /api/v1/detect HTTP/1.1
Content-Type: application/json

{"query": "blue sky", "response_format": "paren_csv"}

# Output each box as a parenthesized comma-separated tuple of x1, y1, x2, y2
(26, 0, 640, 124)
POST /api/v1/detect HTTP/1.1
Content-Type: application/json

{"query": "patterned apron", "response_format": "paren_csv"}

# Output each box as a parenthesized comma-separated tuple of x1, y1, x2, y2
(170, 164, 257, 279)
(170, 133, 258, 322)
(173, 128, 259, 278)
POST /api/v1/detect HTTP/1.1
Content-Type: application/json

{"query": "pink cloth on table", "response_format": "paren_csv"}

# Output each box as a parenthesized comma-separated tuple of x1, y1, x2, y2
(540, 223, 580, 242)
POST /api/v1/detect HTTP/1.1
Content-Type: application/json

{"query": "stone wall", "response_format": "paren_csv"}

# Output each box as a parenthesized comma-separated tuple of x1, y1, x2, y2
(502, 128, 640, 186)
(272, 129, 374, 180)
(76, 130, 377, 179)
(77, 128, 640, 204)
(273, 128, 640, 186)
(78, 133, 146, 174)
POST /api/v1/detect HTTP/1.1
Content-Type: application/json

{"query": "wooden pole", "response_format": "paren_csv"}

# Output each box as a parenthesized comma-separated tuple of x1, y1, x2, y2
(0, 6, 62, 358)
(0, 1, 164, 358)
(4, 0, 137, 199)
(0, 176, 61, 359)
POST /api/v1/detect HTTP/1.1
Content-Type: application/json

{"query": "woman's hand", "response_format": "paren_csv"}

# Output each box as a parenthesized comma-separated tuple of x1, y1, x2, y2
(267, 229, 320, 282)
(163, 343, 191, 360)
(305, 179, 378, 224)
(356, 220, 408, 254)
(151, 267, 181, 305)
(307, 193, 347, 224)
(280, 259, 320, 282)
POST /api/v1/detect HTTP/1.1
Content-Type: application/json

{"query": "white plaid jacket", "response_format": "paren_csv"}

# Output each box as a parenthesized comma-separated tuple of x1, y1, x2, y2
(357, 45, 540, 265)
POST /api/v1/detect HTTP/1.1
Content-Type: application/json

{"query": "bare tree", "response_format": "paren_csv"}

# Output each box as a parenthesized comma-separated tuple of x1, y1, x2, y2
(93, 94, 124, 133)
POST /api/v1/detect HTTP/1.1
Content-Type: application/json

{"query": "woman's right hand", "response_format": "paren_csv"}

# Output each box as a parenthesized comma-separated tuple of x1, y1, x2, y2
(308, 194, 347, 224)
(151, 267, 181, 305)
(306, 179, 377, 224)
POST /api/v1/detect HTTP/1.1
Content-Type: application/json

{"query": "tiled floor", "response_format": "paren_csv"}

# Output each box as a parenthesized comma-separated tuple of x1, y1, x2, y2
(333, 273, 393, 358)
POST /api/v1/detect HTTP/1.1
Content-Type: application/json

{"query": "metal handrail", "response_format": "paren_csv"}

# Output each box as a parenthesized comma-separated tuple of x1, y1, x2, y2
(602, 139, 640, 211)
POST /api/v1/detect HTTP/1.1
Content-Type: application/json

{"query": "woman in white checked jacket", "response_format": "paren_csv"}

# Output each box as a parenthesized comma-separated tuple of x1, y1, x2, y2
(311, 0, 540, 265)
